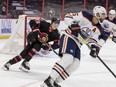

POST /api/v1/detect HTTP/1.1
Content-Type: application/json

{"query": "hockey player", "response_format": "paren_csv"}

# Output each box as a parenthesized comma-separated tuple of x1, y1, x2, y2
(2, 17, 60, 72)
(106, 9, 116, 43)
(93, 6, 116, 49)
(41, 11, 107, 87)
(107, 9, 116, 21)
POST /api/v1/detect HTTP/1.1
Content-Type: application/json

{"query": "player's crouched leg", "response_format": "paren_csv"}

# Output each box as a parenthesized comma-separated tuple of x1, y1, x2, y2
(41, 53, 74, 87)
(2, 55, 23, 71)
(55, 58, 80, 83)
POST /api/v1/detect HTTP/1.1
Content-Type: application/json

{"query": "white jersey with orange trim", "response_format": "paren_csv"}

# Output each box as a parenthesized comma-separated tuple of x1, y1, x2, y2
(95, 18, 116, 49)
(64, 11, 106, 48)
(100, 19, 116, 36)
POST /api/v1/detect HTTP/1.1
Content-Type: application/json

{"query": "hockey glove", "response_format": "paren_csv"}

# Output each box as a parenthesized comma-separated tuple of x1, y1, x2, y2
(112, 36, 116, 43)
(38, 33, 48, 42)
(42, 44, 51, 51)
(89, 45, 100, 58)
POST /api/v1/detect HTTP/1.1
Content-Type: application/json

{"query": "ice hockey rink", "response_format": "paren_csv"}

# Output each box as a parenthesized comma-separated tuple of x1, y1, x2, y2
(0, 39, 116, 87)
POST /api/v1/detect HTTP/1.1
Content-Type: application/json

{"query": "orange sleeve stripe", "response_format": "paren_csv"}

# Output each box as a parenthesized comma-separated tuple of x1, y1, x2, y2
(72, 27, 80, 30)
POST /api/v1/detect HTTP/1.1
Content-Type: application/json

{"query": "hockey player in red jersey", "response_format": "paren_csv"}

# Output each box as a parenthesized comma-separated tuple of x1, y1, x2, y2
(41, 10, 108, 87)
(2, 17, 61, 72)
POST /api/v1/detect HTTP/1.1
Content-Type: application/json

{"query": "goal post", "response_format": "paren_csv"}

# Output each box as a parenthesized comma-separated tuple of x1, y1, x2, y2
(0, 15, 41, 54)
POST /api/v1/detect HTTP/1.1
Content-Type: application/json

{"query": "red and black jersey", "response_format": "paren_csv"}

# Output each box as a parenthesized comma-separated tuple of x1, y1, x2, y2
(28, 20, 60, 50)
(37, 20, 60, 42)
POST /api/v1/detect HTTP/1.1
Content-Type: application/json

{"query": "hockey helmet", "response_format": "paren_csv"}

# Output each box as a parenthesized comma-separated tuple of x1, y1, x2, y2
(93, 6, 107, 19)
(108, 9, 116, 20)
(51, 18, 60, 24)
(109, 9, 116, 15)
(29, 19, 37, 29)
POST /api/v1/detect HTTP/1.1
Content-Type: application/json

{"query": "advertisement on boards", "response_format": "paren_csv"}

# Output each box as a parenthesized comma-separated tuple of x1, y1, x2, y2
(0, 19, 16, 38)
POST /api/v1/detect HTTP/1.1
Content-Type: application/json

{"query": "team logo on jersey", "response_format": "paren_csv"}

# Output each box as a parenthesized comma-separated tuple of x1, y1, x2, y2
(104, 23, 109, 28)
(80, 27, 92, 39)
(70, 49, 73, 53)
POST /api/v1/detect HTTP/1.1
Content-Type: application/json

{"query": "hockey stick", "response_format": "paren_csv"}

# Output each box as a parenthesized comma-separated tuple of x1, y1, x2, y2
(68, 32, 116, 78)
(37, 30, 60, 57)
(39, 39, 61, 58)
(86, 44, 116, 78)
(44, 42, 61, 58)
(61, 27, 116, 78)
(97, 55, 116, 78)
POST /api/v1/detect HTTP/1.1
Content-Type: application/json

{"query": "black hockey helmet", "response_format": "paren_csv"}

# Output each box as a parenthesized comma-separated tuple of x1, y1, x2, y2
(29, 19, 37, 29)
(51, 18, 60, 24)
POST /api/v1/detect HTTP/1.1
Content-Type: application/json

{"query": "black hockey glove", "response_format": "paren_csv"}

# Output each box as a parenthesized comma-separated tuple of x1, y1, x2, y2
(42, 44, 51, 51)
(89, 45, 100, 58)
(112, 36, 116, 43)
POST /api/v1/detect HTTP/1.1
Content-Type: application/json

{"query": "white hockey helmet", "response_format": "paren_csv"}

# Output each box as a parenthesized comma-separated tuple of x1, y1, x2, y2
(108, 9, 116, 20)
(93, 6, 107, 19)
(109, 9, 116, 15)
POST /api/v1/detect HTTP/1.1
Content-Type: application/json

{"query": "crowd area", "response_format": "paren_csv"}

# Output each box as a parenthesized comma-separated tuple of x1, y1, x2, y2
(0, 0, 116, 19)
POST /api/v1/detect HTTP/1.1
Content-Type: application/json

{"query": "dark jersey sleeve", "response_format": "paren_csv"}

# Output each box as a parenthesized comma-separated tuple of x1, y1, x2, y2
(81, 11, 93, 22)
(53, 29, 60, 39)
(51, 40, 60, 50)
(27, 32, 36, 45)
(27, 29, 40, 45)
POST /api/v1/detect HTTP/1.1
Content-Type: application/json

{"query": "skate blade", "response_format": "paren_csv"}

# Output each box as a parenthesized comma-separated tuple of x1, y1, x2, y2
(19, 66, 29, 73)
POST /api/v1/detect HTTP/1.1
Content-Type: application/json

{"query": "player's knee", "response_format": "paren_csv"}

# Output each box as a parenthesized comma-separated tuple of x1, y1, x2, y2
(73, 58, 80, 67)
(67, 58, 80, 75)
(61, 53, 74, 66)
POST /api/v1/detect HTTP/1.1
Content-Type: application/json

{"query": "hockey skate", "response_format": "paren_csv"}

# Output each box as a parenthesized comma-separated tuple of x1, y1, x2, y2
(41, 76, 54, 87)
(2, 62, 11, 71)
(41, 76, 61, 87)
(54, 81, 61, 87)
(19, 60, 30, 72)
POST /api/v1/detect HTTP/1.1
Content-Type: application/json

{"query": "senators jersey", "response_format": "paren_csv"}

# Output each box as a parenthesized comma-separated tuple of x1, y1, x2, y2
(37, 20, 60, 42)
(28, 20, 60, 50)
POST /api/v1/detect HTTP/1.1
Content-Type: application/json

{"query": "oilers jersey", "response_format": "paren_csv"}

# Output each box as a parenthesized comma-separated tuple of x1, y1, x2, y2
(64, 11, 106, 48)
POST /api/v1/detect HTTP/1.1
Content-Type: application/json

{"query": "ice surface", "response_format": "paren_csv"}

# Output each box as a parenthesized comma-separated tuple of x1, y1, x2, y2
(0, 39, 116, 87)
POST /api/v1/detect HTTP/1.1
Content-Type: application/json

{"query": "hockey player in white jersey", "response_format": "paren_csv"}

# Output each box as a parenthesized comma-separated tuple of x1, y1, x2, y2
(106, 9, 116, 43)
(93, 6, 116, 49)
(108, 9, 116, 21)
(41, 10, 107, 87)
